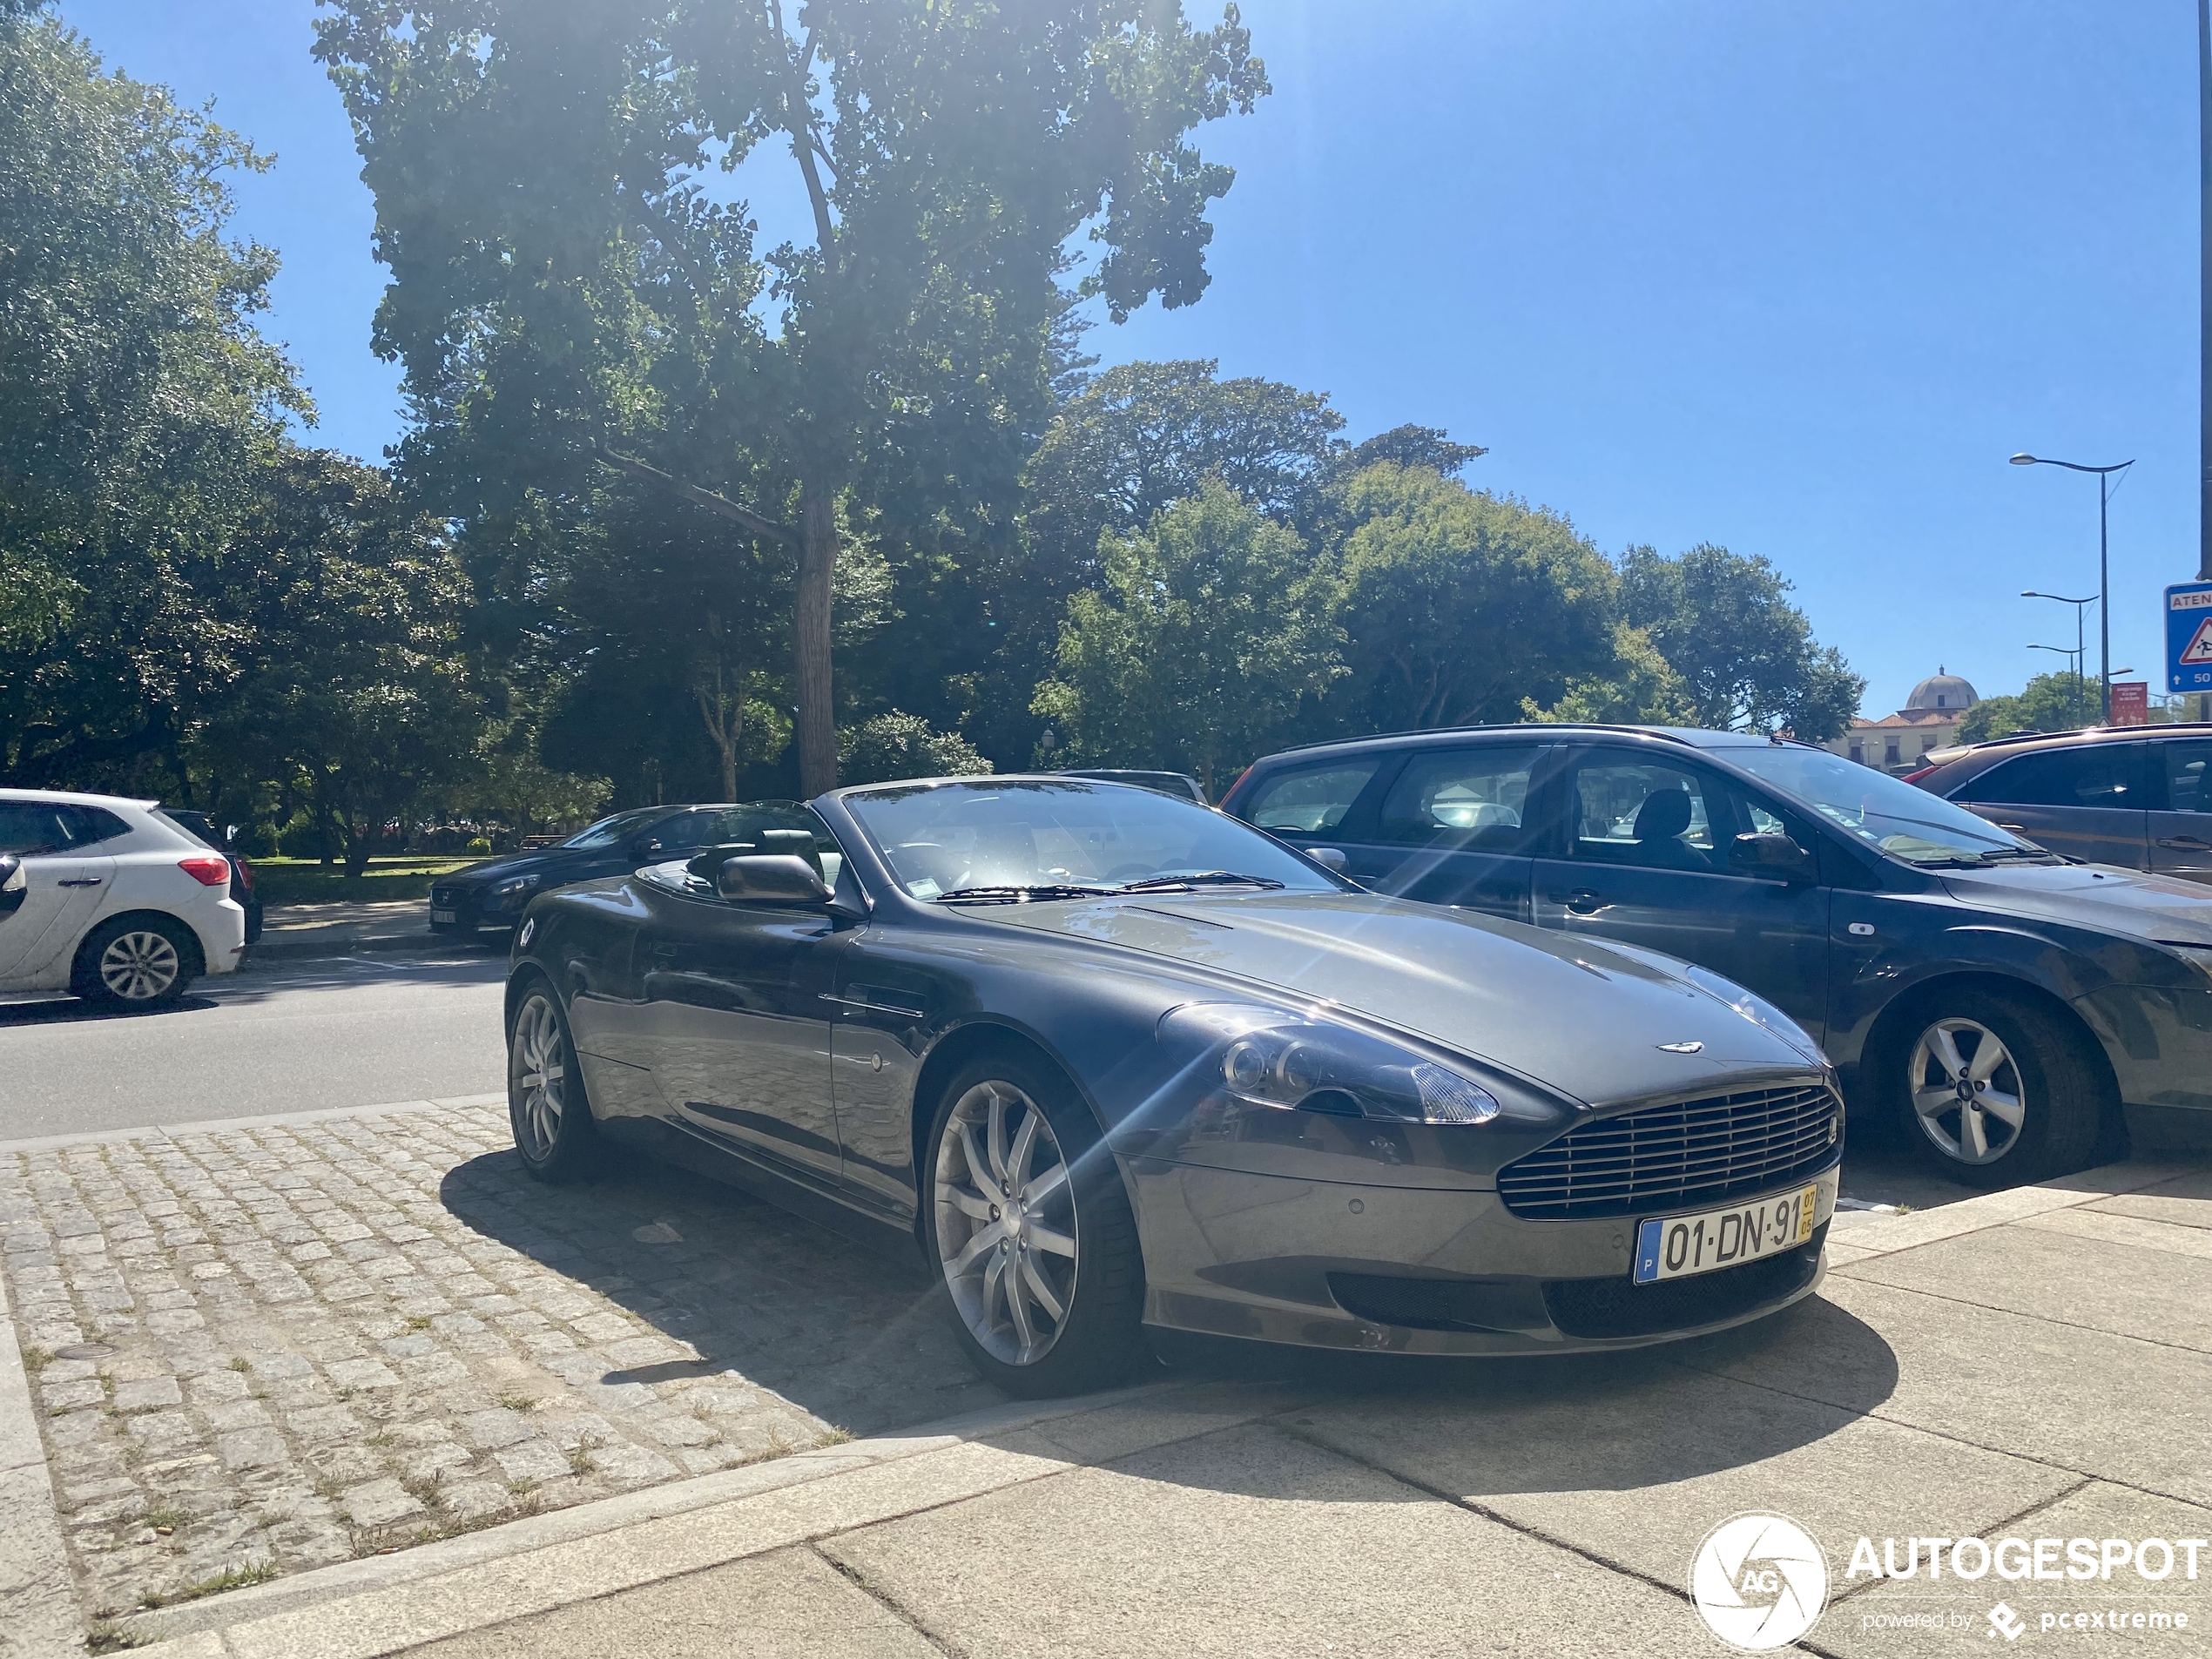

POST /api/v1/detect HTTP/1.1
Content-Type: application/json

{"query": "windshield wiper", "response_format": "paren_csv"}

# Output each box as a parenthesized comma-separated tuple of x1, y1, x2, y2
(1112, 872, 1287, 894)
(931, 883, 1116, 905)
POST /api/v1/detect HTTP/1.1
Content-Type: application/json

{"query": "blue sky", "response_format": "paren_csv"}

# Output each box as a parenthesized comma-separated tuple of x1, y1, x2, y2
(57, 0, 2201, 721)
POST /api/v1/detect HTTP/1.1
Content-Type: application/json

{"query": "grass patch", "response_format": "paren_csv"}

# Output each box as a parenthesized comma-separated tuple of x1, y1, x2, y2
(252, 855, 477, 907)
(226, 1358, 251, 1373)
(22, 1345, 52, 1373)
(404, 1315, 435, 1332)
(495, 1391, 538, 1413)
(140, 1505, 191, 1534)
(137, 1561, 278, 1609)
(817, 1426, 854, 1447)
(85, 1619, 145, 1653)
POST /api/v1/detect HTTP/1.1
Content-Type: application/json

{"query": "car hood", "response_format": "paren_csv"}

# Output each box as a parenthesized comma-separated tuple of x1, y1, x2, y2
(974, 890, 1823, 1109)
(1938, 861, 2212, 945)
(443, 850, 585, 887)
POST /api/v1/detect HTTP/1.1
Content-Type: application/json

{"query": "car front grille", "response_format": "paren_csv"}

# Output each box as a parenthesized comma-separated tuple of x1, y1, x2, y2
(431, 885, 460, 908)
(1497, 1083, 1841, 1221)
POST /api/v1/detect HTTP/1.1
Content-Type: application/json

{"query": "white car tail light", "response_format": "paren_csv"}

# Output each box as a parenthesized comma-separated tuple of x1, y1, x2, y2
(179, 855, 232, 887)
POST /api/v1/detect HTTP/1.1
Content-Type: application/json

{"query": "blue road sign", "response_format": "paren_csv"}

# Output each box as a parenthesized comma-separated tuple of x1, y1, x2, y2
(2170, 583, 2212, 692)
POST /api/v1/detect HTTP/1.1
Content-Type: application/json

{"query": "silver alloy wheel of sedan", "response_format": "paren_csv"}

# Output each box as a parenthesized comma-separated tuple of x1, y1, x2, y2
(1907, 1016, 2027, 1165)
(934, 1080, 1079, 1366)
(509, 993, 567, 1160)
(99, 930, 180, 1002)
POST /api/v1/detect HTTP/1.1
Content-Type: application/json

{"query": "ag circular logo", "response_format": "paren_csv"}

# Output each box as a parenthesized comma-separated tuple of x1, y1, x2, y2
(1689, 1512, 1830, 1650)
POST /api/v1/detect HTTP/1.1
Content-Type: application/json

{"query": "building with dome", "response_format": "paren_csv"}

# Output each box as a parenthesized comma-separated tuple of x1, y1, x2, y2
(1821, 669, 1979, 772)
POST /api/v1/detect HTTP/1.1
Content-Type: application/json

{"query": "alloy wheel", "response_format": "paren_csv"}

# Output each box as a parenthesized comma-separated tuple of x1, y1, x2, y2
(510, 995, 567, 1160)
(1907, 1016, 2026, 1165)
(99, 931, 179, 1002)
(934, 1081, 1079, 1366)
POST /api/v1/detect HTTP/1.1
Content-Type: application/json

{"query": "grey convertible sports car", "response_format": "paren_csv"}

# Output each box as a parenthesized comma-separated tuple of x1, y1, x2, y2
(503, 779, 1843, 1395)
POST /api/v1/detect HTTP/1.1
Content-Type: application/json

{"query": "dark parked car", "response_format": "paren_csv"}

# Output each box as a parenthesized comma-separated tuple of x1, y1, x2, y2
(1221, 724, 2212, 1184)
(158, 807, 263, 945)
(430, 803, 815, 937)
(1055, 768, 1209, 804)
(1905, 724, 2212, 883)
(505, 777, 1844, 1395)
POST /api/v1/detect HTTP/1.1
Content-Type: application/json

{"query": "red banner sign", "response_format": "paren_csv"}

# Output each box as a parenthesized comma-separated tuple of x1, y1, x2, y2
(2111, 681, 2149, 726)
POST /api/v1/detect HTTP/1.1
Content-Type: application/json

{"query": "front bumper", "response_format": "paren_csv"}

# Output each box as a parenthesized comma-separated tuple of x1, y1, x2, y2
(428, 885, 521, 933)
(1123, 1155, 1836, 1356)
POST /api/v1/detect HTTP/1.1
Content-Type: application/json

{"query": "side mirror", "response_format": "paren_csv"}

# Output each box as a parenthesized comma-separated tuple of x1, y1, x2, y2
(1730, 832, 1815, 885)
(1306, 846, 1348, 873)
(631, 838, 665, 860)
(687, 841, 757, 880)
(0, 854, 23, 919)
(717, 853, 832, 907)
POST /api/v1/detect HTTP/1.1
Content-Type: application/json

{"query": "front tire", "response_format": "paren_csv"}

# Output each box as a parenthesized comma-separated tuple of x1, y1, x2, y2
(507, 983, 599, 1182)
(75, 917, 197, 1008)
(921, 1049, 1144, 1398)
(1881, 987, 2105, 1188)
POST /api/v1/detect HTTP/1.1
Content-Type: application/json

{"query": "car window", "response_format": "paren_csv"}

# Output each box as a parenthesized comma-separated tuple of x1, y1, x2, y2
(0, 801, 127, 855)
(560, 807, 668, 850)
(154, 808, 222, 850)
(1722, 742, 2044, 867)
(1375, 747, 1540, 851)
(2159, 740, 2212, 814)
(1954, 745, 2138, 809)
(1568, 758, 1729, 873)
(1240, 761, 1381, 835)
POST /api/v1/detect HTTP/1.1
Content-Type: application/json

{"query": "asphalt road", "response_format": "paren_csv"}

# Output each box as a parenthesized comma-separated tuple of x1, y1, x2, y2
(0, 950, 509, 1143)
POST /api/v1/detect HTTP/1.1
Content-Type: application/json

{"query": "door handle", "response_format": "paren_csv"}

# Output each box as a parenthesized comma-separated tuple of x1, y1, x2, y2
(1553, 888, 1603, 914)
(2158, 836, 2212, 850)
(57, 876, 104, 887)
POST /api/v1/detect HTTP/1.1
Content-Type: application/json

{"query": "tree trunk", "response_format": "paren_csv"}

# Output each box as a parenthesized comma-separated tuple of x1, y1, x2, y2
(795, 482, 840, 796)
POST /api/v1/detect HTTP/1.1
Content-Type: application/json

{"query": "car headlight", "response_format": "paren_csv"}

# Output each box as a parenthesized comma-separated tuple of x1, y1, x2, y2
(1157, 1003, 1501, 1124)
(492, 873, 543, 903)
(1683, 965, 1826, 1065)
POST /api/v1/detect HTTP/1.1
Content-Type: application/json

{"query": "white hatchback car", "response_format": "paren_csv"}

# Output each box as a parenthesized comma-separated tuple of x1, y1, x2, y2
(0, 790, 247, 1007)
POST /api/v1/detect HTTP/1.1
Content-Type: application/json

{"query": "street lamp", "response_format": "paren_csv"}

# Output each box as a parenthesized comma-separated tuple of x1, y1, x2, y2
(2011, 455, 2134, 723)
(2022, 589, 2096, 728)
(2027, 643, 2087, 726)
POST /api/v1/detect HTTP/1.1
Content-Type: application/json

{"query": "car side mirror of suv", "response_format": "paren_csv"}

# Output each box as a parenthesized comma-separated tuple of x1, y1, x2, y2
(716, 853, 832, 907)
(1305, 846, 1348, 873)
(1730, 832, 1816, 885)
(0, 854, 23, 919)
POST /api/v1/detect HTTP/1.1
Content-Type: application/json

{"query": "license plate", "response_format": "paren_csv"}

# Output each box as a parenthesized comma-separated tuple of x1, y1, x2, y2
(1634, 1170, 1838, 1284)
(431, 908, 456, 925)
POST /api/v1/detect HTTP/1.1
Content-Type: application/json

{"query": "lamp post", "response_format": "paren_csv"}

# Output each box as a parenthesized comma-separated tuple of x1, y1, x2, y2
(2022, 589, 2096, 728)
(2011, 455, 2134, 722)
(2027, 643, 2087, 725)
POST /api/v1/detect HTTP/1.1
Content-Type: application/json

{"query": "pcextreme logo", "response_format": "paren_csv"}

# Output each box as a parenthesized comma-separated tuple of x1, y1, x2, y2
(1689, 1512, 1831, 1650)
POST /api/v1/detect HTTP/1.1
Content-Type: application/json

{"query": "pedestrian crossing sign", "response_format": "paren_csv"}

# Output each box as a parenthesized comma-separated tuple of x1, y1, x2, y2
(2168, 583, 2212, 691)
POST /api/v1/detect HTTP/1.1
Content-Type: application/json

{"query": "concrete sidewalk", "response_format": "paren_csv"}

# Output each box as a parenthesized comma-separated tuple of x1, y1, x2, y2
(78, 1157, 2210, 1659)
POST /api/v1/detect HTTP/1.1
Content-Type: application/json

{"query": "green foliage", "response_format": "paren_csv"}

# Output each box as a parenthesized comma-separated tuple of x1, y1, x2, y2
(1524, 623, 1698, 726)
(1956, 672, 2092, 743)
(1328, 463, 1619, 731)
(840, 712, 993, 786)
(1620, 543, 1864, 741)
(1034, 482, 1342, 793)
(0, 6, 307, 785)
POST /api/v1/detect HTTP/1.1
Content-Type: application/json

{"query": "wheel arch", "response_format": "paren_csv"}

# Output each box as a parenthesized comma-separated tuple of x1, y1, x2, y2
(70, 909, 205, 993)
(1857, 968, 2119, 1120)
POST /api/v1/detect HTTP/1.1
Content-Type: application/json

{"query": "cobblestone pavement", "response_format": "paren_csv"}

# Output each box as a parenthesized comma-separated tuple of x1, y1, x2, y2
(0, 1103, 1000, 1622)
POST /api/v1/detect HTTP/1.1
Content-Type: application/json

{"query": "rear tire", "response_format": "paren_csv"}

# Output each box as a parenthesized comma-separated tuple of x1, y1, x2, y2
(921, 1048, 1145, 1398)
(506, 981, 600, 1183)
(74, 916, 198, 1008)
(1877, 986, 2106, 1188)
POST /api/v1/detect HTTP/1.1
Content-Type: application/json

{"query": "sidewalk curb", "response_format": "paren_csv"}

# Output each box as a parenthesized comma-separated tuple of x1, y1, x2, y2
(1823, 1157, 2203, 1267)
(113, 1379, 1295, 1658)
(0, 1096, 509, 1160)
(244, 933, 496, 965)
(0, 1248, 83, 1659)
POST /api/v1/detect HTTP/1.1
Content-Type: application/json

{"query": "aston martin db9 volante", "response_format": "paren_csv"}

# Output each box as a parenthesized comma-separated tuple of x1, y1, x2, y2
(502, 779, 1843, 1395)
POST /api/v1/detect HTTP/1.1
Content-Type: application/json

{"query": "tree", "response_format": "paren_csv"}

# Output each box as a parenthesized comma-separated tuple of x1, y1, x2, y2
(1957, 672, 2089, 744)
(1033, 482, 1341, 793)
(1620, 543, 1865, 740)
(840, 711, 992, 786)
(194, 454, 486, 880)
(1523, 623, 1697, 726)
(1, 3, 307, 786)
(315, 1, 1270, 794)
(1328, 463, 1619, 731)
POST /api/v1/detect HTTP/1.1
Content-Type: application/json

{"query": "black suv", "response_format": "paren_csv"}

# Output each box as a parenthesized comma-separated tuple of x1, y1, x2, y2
(430, 803, 815, 937)
(1221, 724, 2212, 1183)
(1907, 725, 2212, 882)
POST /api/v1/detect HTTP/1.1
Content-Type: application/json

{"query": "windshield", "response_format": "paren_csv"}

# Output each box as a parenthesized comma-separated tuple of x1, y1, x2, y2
(1724, 745, 2053, 867)
(560, 808, 667, 850)
(843, 779, 1340, 900)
